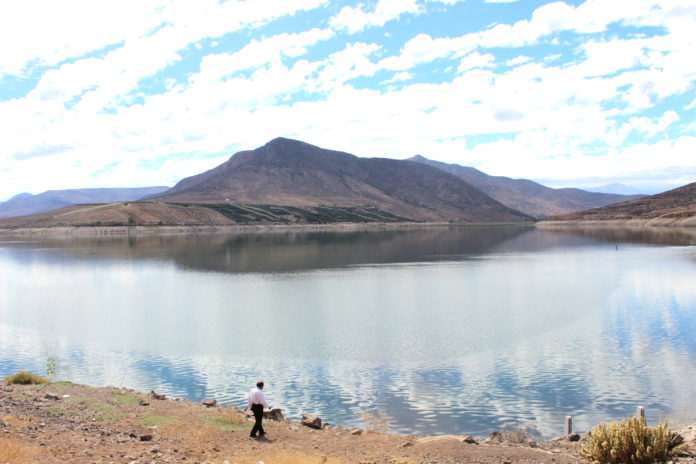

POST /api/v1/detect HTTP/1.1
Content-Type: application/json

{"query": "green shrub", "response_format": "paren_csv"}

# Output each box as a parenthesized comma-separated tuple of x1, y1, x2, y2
(4, 371, 48, 385)
(579, 416, 682, 464)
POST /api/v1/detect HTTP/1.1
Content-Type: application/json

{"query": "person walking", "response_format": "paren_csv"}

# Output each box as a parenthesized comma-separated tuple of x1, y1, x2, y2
(247, 380, 270, 438)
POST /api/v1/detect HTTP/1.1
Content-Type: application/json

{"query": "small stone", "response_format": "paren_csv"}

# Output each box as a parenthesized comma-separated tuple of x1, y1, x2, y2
(264, 408, 284, 421)
(401, 441, 414, 448)
(44, 393, 60, 400)
(138, 400, 149, 406)
(462, 436, 479, 444)
(350, 428, 362, 435)
(139, 434, 153, 442)
(201, 399, 217, 408)
(670, 433, 684, 448)
(567, 433, 581, 442)
(301, 414, 322, 429)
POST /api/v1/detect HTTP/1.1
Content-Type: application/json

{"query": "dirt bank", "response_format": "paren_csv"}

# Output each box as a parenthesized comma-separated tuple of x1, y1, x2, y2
(0, 381, 598, 464)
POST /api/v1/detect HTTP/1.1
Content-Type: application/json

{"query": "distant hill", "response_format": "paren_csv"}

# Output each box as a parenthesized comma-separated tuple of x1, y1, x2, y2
(543, 182, 696, 226)
(584, 183, 646, 195)
(0, 187, 170, 219)
(152, 138, 533, 223)
(407, 155, 643, 219)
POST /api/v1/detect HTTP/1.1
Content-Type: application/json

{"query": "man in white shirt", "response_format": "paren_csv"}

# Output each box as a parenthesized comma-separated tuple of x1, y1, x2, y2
(247, 380, 270, 438)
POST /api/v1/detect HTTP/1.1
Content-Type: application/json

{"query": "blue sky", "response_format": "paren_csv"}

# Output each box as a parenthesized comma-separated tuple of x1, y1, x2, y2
(1, 0, 695, 200)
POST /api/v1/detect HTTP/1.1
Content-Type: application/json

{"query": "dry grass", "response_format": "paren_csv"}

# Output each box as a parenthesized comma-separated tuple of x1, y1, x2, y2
(0, 438, 40, 464)
(3, 371, 48, 385)
(579, 416, 682, 464)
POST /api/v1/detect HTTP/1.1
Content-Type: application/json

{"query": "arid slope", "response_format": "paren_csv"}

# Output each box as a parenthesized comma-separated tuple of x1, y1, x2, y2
(408, 155, 643, 219)
(542, 182, 696, 226)
(154, 138, 533, 223)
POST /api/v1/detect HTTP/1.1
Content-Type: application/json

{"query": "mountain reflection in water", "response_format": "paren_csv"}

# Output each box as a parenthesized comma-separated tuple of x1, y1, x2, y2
(1, 225, 696, 437)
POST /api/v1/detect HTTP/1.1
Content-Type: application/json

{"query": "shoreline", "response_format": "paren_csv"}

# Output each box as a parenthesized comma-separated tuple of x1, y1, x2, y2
(0, 221, 534, 238)
(0, 379, 590, 464)
(2, 379, 695, 464)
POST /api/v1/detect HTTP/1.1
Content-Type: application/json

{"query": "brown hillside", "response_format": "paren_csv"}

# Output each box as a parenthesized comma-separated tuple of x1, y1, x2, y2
(544, 182, 696, 225)
(154, 138, 533, 223)
(408, 155, 643, 219)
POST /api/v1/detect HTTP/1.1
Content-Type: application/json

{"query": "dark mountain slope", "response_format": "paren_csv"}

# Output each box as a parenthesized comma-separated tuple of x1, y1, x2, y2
(155, 138, 532, 223)
(408, 155, 643, 219)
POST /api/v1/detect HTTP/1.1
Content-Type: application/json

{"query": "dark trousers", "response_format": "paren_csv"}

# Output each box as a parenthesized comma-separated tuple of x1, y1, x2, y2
(250, 403, 265, 437)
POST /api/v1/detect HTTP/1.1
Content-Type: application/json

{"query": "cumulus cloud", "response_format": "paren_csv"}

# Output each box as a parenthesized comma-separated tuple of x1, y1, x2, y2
(330, 0, 420, 33)
(1, 0, 695, 199)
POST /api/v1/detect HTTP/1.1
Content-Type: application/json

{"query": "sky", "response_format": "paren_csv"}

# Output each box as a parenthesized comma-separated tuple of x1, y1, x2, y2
(1, 0, 695, 201)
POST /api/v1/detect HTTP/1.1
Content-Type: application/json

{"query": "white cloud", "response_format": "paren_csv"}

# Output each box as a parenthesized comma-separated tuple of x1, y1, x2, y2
(458, 52, 495, 73)
(196, 28, 333, 83)
(379, 33, 476, 71)
(0, 0, 327, 78)
(330, 0, 420, 33)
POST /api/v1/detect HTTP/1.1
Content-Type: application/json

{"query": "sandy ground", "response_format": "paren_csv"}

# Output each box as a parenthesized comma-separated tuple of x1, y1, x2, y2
(0, 381, 605, 464)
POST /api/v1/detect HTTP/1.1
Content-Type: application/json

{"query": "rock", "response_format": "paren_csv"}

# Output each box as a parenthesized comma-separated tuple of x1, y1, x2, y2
(670, 433, 685, 448)
(201, 399, 217, 408)
(418, 435, 472, 445)
(138, 400, 149, 406)
(462, 436, 479, 444)
(350, 428, 363, 435)
(44, 393, 60, 400)
(264, 408, 284, 421)
(150, 391, 166, 400)
(301, 414, 322, 429)
(567, 433, 581, 442)
(484, 430, 502, 444)
(401, 441, 414, 448)
(139, 434, 153, 442)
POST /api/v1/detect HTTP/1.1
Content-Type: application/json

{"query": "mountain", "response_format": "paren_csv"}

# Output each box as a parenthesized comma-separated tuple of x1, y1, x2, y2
(153, 137, 533, 223)
(584, 183, 645, 195)
(0, 187, 170, 219)
(407, 155, 643, 219)
(543, 181, 696, 226)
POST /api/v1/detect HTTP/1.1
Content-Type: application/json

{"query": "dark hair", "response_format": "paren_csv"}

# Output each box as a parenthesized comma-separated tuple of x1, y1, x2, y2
(256, 381, 264, 388)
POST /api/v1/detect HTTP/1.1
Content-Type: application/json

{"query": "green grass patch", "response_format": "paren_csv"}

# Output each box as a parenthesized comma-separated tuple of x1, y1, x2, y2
(98, 412, 123, 421)
(48, 406, 68, 416)
(51, 381, 76, 388)
(200, 416, 250, 432)
(4, 371, 47, 385)
(109, 391, 140, 404)
(140, 415, 180, 427)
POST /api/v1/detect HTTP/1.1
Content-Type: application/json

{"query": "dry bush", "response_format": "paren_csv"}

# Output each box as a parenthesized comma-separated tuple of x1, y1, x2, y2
(0, 438, 39, 463)
(493, 423, 541, 444)
(4, 371, 47, 385)
(579, 416, 683, 464)
(361, 410, 390, 434)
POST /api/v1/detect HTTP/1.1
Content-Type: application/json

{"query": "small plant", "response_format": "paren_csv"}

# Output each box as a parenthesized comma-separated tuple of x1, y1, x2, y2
(579, 415, 683, 464)
(4, 371, 48, 385)
(45, 356, 57, 382)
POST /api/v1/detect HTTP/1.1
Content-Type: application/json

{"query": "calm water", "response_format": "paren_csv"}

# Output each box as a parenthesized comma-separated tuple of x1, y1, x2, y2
(1, 226, 696, 437)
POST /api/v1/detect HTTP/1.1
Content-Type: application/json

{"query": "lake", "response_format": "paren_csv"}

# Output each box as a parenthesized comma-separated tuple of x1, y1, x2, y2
(1, 225, 696, 437)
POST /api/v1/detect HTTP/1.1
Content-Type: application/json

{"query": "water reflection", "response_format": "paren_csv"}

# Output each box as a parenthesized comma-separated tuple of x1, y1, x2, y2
(1, 226, 696, 437)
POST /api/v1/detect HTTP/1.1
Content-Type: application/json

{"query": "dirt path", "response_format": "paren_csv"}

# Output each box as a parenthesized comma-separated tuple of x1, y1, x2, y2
(0, 382, 691, 464)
